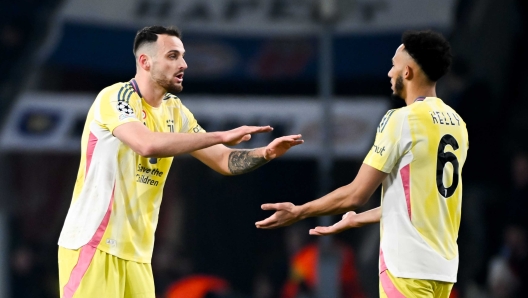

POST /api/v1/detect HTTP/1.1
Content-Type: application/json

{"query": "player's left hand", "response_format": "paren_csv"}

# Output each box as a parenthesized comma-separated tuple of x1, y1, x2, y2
(255, 202, 301, 229)
(263, 135, 303, 160)
(308, 211, 358, 236)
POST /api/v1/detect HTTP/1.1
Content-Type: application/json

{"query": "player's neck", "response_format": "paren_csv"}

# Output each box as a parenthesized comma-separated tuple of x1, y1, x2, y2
(404, 85, 436, 106)
(133, 75, 165, 108)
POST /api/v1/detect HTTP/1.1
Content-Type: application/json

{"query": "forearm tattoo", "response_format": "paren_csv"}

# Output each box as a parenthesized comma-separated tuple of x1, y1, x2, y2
(228, 149, 269, 175)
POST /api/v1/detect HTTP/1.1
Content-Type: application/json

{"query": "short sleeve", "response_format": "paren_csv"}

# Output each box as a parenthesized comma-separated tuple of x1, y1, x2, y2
(363, 109, 406, 173)
(95, 84, 141, 133)
(179, 103, 206, 134)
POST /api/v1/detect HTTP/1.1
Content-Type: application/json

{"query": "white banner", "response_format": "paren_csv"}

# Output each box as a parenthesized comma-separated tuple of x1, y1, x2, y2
(0, 93, 389, 159)
(60, 0, 455, 34)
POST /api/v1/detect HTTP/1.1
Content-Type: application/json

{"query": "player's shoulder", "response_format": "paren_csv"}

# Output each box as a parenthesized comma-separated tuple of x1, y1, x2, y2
(442, 101, 466, 125)
(163, 92, 181, 102)
(430, 97, 466, 124)
(377, 107, 409, 133)
(163, 92, 182, 106)
(97, 82, 136, 101)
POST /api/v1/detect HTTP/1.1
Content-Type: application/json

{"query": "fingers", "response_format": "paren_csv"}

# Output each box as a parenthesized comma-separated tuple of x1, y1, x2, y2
(289, 140, 304, 147)
(276, 134, 303, 142)
(255, 215, 277, 229)
(280, 135, 304, 145)
(309, 226, 333, 236)
(309, 225, 342, 236)
(245, 125, 273, 134)
(264, 138, 304, 160)
(260, 203, 283, 211)
(309, 217, 351, 236)
(280, 134, 302, 139)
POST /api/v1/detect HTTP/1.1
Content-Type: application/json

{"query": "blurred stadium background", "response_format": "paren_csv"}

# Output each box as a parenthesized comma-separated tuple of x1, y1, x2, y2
(1, 0, 527, 297)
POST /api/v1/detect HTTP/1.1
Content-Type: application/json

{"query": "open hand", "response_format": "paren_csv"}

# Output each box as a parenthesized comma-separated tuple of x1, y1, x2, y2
(264, 135, 304, 160)
(255, 202, 301, 229)
(221, 126, 273, 146)
(309, 211, 359, 236)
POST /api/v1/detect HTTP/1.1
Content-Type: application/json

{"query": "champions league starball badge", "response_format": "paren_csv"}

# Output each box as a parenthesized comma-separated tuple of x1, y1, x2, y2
(117, 102, 134, 115)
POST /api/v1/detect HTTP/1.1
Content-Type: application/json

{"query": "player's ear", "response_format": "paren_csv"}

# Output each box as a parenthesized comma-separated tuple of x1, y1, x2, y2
(404, 65, 414, 80)
(138, 54, 150, 71)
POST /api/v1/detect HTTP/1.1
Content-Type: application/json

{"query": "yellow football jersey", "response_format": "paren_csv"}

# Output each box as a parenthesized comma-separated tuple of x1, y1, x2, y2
(364, 97, 468, 282)
(58, 79, 204, 263)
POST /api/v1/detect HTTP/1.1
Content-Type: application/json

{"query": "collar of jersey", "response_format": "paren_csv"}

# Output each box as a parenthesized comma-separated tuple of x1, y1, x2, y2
(129, 79, 143, 98)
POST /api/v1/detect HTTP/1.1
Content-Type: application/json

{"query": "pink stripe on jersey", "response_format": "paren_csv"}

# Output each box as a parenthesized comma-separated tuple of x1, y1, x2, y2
(85, 132, 98, 178)
(400, 164, 411, 220)
(379, 248, 388, 274)
(62, 186, 115, 298)
(380, 270, 406, 298)
(62, 245, 97, 298)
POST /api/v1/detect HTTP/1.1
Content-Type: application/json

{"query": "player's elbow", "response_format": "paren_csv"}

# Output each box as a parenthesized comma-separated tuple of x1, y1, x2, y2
(346, 193, 369, 210)
(135, 142, 158, 158)
(218, 169, 233, 176)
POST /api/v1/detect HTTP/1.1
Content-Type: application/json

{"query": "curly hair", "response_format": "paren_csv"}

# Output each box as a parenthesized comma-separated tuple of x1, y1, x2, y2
(402, 30, 452, 82)
(133, 26, 181, 56)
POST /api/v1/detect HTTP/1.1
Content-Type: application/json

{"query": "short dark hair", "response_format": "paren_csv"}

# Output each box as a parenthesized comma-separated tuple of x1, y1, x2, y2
(402, 30, 452, 82)
(133, 26, 182, 56)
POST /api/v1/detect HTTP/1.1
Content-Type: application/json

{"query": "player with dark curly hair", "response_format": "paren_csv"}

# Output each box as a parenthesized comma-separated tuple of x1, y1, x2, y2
(257, 30, 468, 298)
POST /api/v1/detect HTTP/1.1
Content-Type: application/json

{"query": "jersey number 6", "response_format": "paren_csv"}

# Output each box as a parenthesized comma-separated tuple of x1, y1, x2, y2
(436, 134, 459, 198)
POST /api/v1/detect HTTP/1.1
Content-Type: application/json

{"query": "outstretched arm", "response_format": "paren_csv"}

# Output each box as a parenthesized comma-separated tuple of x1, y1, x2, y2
(255, 164, 387, 229)
(113, 122, 272, 157)
(191, 135, 304, 175)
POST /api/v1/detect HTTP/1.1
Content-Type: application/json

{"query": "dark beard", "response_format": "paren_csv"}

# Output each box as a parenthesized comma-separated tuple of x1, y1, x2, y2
(166, 84, 183, 94)
(153, 74, 183, 94)
(390, 75, 404, 103)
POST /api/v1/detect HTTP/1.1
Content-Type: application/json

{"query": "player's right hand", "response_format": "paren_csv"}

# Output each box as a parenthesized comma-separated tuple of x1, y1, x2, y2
(255, 202, 301, 229)
(220, 125, 273, 146)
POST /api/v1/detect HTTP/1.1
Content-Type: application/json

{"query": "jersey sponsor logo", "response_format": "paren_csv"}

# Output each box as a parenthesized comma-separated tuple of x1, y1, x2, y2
(372, 144, 386, 156)
(136, 163, 164, 186)
(378, 109, 395, 133)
